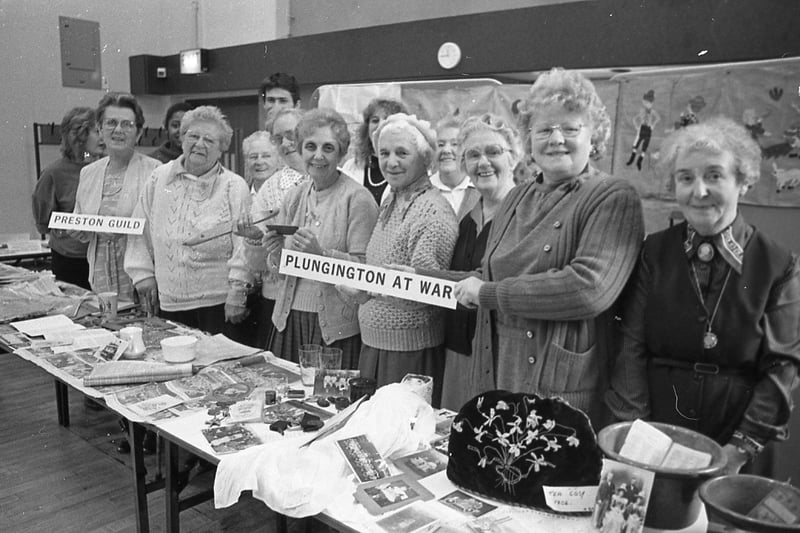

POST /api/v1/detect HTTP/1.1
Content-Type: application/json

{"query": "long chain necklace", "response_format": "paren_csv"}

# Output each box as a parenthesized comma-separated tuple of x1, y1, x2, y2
(689, 262, 732, 350)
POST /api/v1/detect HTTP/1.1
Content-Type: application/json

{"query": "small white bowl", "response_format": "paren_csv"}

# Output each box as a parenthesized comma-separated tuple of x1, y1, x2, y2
(160, 335, 198, 363)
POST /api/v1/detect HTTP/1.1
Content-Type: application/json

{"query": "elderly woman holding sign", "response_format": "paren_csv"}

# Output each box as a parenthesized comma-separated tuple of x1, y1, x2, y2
(351, 113, 458, 399)
(73, 92, 160, 301)
(607, 117, 800, 475)
(452, 69, 644, 424)
(125, 106, 250, 333)
(240, 108, 377, 368)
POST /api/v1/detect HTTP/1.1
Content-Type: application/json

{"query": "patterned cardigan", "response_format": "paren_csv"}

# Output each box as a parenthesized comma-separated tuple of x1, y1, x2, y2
(124, 158, 250, 312)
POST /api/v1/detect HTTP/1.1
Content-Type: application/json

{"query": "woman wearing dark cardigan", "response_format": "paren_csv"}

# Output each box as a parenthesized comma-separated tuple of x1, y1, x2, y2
(438, 114, 521, 411)
(452, 68, 644, 426)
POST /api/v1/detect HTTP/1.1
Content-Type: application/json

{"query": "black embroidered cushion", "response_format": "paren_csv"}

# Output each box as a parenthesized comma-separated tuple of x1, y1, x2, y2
(446, 390, 602, 510)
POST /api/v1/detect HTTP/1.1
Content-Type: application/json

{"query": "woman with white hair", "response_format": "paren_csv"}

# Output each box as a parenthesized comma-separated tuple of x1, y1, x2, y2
(607, 116, 800, 475)
(125, 105, 250, 334)
(347, 113, 458, 400)
(242, 130, 280, 193)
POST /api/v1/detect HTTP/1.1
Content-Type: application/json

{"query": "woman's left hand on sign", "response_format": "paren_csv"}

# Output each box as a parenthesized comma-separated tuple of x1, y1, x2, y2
(292, 227, 324, 256)
(454, 276, 484, 309)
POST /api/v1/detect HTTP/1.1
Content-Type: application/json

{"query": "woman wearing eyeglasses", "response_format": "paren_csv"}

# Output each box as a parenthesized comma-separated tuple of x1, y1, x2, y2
(224, 108, 307, 347)
(125, 106, 250, 334)
(452, 69, 644, 426)
(73, 92, 160, 301)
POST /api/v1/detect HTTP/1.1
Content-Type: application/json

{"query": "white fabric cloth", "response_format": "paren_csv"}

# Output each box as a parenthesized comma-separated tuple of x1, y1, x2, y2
(214, 383, 436, 517)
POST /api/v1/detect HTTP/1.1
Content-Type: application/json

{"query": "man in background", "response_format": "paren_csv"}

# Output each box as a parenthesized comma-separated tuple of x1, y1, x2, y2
(260, 72, 300, 127)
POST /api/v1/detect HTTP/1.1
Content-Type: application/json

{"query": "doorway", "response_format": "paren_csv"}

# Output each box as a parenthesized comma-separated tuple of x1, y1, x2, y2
(186, 95, 260, 177)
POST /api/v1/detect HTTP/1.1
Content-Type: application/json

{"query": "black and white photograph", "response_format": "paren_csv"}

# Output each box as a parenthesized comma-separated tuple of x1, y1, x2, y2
(375, 504, 439, 533)
(354, 474, 434, 515)
(591, 459, 655, 533)
(438, 490, 497, 518)
(393, 449, 448, 479)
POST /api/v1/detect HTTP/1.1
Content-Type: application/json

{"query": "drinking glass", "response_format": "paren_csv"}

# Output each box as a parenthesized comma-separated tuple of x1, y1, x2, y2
(298, 344, 322, 387)
(319, 347, 342, 371)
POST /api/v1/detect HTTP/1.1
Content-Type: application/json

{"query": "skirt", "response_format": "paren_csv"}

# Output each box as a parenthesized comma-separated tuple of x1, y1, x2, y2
(270, 309, 361, 369)
(358, 344, 444, 407)
(440, 347, 476, 412)
(224, 293, 274, 349)
(160, 304, 227, 335)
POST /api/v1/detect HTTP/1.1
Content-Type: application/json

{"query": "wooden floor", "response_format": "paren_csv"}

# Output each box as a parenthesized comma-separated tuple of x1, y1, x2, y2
(0, 351, 336, 533)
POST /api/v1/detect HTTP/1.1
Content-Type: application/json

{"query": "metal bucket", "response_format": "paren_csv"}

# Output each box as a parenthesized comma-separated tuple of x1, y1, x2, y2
(597, 421, 727, 530)
(699, 474, 800, 532)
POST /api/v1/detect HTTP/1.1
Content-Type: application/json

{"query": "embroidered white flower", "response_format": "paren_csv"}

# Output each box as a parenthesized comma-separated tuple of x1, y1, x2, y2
(455, 395, 581, 495)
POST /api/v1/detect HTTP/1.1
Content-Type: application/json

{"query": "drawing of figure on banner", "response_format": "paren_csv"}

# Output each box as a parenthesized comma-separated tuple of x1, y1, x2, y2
(625, 90, 661, 171)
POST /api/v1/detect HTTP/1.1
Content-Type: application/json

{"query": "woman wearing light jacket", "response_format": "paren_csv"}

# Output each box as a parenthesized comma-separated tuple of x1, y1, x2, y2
(73, 92, 160, 301)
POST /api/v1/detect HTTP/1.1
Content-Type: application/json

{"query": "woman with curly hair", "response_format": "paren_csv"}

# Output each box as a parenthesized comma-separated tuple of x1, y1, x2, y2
(342, 97, 408, 205)
(607, 116, 800, 476)
(32, 107, 104, 288)
(451, 68, 644, 424)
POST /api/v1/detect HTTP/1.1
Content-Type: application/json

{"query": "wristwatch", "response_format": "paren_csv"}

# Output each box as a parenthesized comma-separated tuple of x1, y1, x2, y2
(730, 430, 765, 461)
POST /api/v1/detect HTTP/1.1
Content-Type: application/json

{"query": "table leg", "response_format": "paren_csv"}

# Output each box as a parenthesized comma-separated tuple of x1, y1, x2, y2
(165, 439, 180, 533)
(54, 379, 69, 427)
(276, 513, 288, 533)
(130, 421, 150, 533)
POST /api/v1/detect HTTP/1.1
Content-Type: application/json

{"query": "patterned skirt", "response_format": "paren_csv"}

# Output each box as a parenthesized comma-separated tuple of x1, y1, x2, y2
(358, 344, 444, 407)
(270, 309, 361, 369)
(91, 237, 134, 301)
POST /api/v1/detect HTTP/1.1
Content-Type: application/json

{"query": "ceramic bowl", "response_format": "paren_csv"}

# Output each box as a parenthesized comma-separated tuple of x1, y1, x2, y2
(160, 335, 197, 363)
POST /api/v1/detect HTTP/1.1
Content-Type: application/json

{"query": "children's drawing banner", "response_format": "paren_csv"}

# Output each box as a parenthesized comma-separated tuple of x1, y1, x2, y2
(48, 211, 145, 235)
(278, 250, 457, 309)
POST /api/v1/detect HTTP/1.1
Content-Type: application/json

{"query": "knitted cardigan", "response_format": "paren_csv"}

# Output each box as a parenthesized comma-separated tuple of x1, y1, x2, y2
(270, 174, 378, 344)
(358, 182, 458, 351)
(124, 158, 250, 312)
(467, 167, 643, 423)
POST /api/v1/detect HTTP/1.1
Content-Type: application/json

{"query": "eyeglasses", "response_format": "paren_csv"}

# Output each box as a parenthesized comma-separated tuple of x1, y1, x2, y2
(185, 132, 219, 146)
(463, 144, 510, 164)
(102, 118, 136, 132)
(531, 123, 584, 140)
(270, 130, 296, 146)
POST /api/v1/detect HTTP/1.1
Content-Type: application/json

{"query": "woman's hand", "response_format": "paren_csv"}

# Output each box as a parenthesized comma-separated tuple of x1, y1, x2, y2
(336, 284, 371, 305)
(262, 228, 285, 256)
(454, 276, 484, 309)
(721, 444, 748, 475)
(291, 227, 325, 256)
(234, 212, 264, 242)
(135, 277, 159, 317)
(225, 303, 249, 324)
